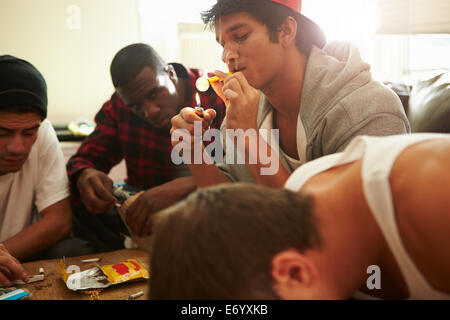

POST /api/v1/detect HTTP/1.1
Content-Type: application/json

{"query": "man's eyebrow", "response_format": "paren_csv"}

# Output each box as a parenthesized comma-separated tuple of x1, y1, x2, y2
(0, 124, 41, 131)
(216, 23, 247, 43)
(24, 124, 41, 131)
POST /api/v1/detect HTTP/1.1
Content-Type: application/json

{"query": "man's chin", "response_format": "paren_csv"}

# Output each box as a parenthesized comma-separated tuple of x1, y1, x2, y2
(0, 168, 21, 175)
(0, 162, 26, 175)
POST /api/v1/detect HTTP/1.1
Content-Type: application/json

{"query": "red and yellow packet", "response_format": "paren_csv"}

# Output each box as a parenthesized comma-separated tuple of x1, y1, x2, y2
(100, 259, 149, 285)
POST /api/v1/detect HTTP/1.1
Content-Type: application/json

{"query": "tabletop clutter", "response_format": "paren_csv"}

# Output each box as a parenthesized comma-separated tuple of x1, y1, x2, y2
(0, 255, 149, 300)
(0, 187, 151, 301)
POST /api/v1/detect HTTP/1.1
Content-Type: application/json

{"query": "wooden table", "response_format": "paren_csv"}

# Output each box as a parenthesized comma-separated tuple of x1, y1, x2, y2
(18, 249, 149, 300)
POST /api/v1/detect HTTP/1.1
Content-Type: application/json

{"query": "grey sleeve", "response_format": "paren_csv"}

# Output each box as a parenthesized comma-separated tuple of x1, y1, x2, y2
(316, 83, 411, 157)
(334, 112, 411, 152)
(216, 163, 254, 183)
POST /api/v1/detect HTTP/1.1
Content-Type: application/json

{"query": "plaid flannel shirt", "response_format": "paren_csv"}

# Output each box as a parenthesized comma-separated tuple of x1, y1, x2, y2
(67, 63, 226, 191)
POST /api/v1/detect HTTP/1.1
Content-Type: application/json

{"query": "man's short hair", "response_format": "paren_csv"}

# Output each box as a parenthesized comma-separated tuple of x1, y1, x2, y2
(149, 183, 322, 299)
(201, 0, 326, 56)
(0, 55, 47, 119)
(110, 43, 167, 88)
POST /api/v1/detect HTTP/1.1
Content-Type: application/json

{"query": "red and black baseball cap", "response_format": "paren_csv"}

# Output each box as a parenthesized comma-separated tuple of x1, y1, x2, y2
(271, 0, 303, 12)
(202, 0, 326, 52)
(269, 0, 325, 49)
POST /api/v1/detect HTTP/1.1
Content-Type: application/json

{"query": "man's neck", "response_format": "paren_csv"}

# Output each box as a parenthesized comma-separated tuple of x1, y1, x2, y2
(263, 48, 308, 121)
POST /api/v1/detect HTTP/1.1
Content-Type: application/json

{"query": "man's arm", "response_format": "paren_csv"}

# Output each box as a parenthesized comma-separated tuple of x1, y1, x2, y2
(171, 107, 231, 187)
(244, 132, 290, 188)
(2, 198, 72, 261)
(67, 96, 124, 210)
(212, 71, 289, 187)
(391, 138, 450, 292)
(124, 176, 198, 237)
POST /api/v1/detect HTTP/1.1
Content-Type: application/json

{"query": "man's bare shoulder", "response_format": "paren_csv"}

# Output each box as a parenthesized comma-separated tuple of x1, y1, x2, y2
(390, 138, 450, 291)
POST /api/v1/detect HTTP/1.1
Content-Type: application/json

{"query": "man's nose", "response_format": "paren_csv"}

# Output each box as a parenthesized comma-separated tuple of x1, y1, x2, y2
(222, 44, 239, 66)
(6, 134, 26, 154)
(142, 100, 161, 119)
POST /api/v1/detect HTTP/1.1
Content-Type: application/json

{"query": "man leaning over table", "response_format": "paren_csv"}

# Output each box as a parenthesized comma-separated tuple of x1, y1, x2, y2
(66, 43, 226, 252)
(0, 55, 74, 262)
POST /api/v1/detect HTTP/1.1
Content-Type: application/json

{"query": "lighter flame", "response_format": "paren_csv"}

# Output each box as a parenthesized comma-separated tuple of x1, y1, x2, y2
(195, 92, 201, 106)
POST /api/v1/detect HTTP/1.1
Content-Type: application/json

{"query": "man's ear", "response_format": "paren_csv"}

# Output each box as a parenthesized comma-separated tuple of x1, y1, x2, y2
(271, 249, 319, 299)
(166, 64, 178, 83)
(278, 16, 297, 47)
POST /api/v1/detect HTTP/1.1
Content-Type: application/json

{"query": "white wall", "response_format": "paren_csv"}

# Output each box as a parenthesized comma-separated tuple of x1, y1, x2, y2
(5, 0, 442, 126)
(0, 0, 226, 125)
(0, 0, 141, 124)
(138, 0, 227, 72)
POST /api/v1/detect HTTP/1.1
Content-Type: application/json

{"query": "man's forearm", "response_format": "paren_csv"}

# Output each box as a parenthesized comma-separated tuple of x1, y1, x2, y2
(246, 161, 289, 188)
(3, 199, 72, 260)
(245, 131, 289, 188)
(187, 163, 231, 187)
(184, 143, 231, 187)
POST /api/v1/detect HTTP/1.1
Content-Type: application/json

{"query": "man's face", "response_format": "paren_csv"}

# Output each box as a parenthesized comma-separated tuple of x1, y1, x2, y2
(0, 111, 41, 175)
(215, 12, 285, 91)
(116, 66, 181, 130)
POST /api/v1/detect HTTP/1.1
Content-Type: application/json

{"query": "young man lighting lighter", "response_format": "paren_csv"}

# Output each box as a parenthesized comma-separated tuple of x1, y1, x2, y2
(170, 0, 409, 187)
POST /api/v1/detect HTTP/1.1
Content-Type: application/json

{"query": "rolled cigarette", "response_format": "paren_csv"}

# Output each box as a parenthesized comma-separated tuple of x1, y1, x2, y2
(81, 258, 101, 263)
(195, 72, 232, 92)
(1, 274, 44, 287)
(128, 291, 144, 300)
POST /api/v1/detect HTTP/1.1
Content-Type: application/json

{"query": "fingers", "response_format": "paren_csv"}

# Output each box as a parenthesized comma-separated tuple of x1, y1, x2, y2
(81, 186, 115, 213)
(214, 71, 260, 131)
(171, 107, 215, 136)
(0, 245, 29, 285)
(217, 70, 249, 95)
(214, 70, 231, 80)
(92, 176, 116, 204)
(203, 109, 217, 125)
(78, 169, 116, 213)
(125, 196, 152, 237)
(224, 88, 239, 100)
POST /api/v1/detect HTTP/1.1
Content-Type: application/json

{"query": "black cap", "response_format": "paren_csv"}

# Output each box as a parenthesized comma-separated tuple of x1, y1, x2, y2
(0, 55, 47, 119)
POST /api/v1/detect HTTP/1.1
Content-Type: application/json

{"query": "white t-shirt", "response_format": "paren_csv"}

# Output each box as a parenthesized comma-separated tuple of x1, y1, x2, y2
(0, 119, 70, 242)
(259, 110, 307, 172)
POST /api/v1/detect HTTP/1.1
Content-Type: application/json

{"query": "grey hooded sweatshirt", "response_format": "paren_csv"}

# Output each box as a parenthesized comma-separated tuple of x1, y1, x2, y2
(217, 41, 410, 182)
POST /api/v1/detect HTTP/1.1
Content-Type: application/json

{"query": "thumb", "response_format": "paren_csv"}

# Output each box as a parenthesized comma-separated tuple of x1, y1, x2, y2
(203, 109, 217, 127)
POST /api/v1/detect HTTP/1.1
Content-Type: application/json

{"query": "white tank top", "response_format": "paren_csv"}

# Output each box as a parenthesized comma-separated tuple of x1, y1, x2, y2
(285, 133, 450, 300)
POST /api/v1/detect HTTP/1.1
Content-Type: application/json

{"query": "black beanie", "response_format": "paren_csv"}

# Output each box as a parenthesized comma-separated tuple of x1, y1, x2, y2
(0, 55, 47, 119)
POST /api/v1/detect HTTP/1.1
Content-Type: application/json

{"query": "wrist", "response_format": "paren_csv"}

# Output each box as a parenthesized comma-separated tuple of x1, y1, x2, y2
(175, 176, 197, 196)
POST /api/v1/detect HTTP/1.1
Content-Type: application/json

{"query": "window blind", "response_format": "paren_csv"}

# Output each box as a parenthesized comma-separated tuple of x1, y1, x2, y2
(376, 0, 450, 34)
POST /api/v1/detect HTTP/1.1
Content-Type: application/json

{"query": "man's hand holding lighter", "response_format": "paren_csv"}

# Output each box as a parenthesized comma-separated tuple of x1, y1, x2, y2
(170, 105, 216, 151)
